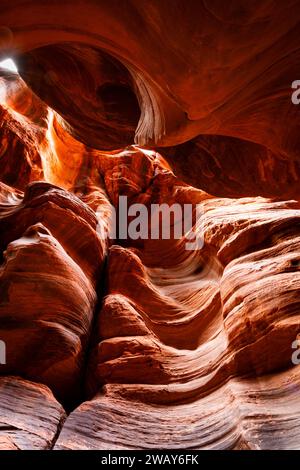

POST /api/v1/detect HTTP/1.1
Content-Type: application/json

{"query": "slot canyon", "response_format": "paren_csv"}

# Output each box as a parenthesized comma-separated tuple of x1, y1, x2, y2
(0, 0, 300, 451)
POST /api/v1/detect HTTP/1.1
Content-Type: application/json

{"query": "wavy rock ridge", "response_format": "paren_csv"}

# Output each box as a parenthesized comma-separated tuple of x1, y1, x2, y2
(0, 0, 300, 450)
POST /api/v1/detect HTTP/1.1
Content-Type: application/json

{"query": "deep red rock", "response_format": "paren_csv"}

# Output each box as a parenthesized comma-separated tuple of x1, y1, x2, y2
(0, 0, 300, 451)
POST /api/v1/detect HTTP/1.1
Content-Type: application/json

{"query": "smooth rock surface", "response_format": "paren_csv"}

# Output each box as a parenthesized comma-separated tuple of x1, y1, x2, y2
(0, 2, 300, 451)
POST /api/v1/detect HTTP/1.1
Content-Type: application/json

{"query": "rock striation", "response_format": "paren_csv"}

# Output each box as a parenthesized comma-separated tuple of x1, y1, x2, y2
(0, 0, 300, 451)
(0, 376, 65, 450)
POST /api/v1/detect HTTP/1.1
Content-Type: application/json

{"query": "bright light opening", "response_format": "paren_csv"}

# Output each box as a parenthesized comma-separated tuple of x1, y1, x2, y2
(0, 58, 18, 73)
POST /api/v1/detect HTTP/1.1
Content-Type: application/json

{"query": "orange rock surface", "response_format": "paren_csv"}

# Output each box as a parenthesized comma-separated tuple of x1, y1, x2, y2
(0, 0, 300, 450)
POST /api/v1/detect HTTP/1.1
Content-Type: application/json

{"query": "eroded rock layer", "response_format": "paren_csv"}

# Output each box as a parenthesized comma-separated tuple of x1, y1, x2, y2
(0, 0, 300, 451)
(55, 366, 300, 450)
(0, 376, 65, 450)
(0, 181, 108, 402)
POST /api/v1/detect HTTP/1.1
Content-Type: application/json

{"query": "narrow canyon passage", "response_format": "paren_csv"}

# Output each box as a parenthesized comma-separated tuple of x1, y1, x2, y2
(0, 67, 299, 450)
(0, 0, 300, 451)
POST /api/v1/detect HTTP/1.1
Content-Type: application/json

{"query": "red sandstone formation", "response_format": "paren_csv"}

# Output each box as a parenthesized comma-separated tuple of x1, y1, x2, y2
(0, 376, 65, 450)
(0, 0, 300, 451)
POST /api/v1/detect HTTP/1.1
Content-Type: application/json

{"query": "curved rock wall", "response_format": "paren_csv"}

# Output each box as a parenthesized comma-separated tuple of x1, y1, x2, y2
(0, 1, 300, 450)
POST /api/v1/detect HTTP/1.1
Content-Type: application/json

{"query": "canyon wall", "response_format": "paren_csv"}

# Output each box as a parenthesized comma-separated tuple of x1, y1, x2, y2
(0, 0, 300, 450)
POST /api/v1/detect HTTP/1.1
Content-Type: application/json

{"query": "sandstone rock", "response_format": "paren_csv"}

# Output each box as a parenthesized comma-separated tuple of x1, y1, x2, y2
(0, 181, 108, 403)
(0, 376, 65, 450)
(0, 105, 43, 189)
(2, 1, 300, 199)
(84, 154, 300, 449)
(55, 366, 300, 450)
(0, 1, 300, 451)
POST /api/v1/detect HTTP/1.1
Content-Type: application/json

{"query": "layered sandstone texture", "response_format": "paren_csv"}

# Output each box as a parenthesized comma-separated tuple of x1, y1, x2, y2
(0, 0, 300, 450)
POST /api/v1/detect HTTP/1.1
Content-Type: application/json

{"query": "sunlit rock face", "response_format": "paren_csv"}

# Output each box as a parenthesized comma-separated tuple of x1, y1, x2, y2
(2, 0, 300, 198)
(0, 0, 300, 450)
